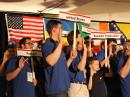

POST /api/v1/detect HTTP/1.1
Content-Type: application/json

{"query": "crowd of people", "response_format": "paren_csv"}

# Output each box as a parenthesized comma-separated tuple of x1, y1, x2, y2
(0, 19, 130, 97)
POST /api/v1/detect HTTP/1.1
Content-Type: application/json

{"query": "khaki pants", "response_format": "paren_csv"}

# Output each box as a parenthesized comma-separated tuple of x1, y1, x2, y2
(68, 83, 89, 97)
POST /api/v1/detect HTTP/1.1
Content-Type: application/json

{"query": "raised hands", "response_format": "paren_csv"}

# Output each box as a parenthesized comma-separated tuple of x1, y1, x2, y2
(90, 69, 97, 77)
(58, 29, 64, 47)
(70, 49, 77, 60)
(3, 50, 10, 63)
(18, 57, 27, 69)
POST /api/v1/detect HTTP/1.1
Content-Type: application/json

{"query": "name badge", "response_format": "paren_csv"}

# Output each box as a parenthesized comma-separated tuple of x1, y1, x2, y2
(27, 72, 33, 82)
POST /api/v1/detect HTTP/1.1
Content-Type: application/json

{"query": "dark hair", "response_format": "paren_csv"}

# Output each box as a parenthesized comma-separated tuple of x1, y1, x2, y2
(38, 40, 43, 48)
(7, 45, 16, 49)
(19, 37, 31, 48)
(84, 36, 91, 46)
(46, 20, 61, 35)
(101, 41, 105, 47)
(67, 30, 80, 45)
(107, 39, 117, 45)
(7, 41, 16, 49)
(87, 57, 99, 65)
(122, 39, 130, 45)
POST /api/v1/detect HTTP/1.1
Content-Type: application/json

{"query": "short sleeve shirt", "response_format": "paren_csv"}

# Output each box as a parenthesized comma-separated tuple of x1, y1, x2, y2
(6, 57, 36, 97)
(118, 54, 130, 97)
(42, 38, 70, 94)
(69, 52, 86, 83)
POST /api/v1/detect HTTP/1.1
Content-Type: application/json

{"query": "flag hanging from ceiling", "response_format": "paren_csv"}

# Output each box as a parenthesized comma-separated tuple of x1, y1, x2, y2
(7, 14, 44, 43)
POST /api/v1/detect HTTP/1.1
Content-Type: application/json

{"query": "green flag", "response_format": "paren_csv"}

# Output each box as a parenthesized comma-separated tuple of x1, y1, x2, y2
(78, 23, 90, 38)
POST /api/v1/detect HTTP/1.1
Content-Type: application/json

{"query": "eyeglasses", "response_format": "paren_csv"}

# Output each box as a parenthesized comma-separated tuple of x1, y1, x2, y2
(25, 42, 33, 45)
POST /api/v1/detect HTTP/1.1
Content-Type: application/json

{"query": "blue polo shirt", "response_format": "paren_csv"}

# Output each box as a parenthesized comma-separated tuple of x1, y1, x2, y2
(97, 50, 105, 62)
(118, 54, 130, 97)
(6, 57, 36, 97)
(96, 50, 109, 72)
(69, 52, 86, 83)
(42, 38, 70, 95)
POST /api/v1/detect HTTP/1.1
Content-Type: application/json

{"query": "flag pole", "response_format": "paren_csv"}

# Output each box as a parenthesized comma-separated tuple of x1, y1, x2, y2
(105, 39, 108, 67)
(89, 38, 92, 57)
(31, 57, 35, 80)
(73, 22, 76, 50)
(43, 18, 47, 40)
(4, 14, 10, 41)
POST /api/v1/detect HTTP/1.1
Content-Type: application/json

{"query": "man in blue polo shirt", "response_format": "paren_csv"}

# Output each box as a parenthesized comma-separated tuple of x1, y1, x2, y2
(118, 40, 130, 97)
(42, 20, 76, 97)
(6, 37, 37, 97)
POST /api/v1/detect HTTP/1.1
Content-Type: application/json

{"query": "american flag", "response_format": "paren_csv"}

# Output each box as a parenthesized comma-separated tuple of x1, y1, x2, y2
(7, 14, 44, 43)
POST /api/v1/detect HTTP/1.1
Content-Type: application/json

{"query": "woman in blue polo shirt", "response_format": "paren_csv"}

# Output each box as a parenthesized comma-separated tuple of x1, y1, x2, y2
(65, 30, 89, 97)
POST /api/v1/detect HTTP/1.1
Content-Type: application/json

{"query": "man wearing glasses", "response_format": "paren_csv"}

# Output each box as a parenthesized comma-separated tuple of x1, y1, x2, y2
(6, 37, 37, 97)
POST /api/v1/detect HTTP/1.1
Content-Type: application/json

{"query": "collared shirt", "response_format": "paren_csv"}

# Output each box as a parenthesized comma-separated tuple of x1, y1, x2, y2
(97, 50, 105, 62)
(89, 70, 107, 97)
(97, 49, 122, 96)
(118, 54, 130, 97)
(6, 57, 36, 97)
(42, 38, 70, 94)
(69, 52, 86, 83)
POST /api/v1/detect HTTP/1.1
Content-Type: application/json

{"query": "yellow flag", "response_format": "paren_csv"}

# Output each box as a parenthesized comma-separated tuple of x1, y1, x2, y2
(117, 23, 130, 39)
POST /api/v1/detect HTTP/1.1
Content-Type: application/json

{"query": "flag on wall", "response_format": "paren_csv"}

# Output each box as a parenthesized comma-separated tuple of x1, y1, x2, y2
(44, 18, 74, 37)
(44, 18, 74, 45)
(78, 23, 90, 38)
(117, 23, 130, 40)
(7, 14, 44, 43)
(90, 22, 124, 39)
(91, 22, 120, 32)
(99, 22, 120, 32)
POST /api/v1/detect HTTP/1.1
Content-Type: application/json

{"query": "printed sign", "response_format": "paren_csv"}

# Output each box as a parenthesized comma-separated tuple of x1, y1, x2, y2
(17, 49, 42, 57)
(91, 32, 121, 39)
(59, 11, 91, 23)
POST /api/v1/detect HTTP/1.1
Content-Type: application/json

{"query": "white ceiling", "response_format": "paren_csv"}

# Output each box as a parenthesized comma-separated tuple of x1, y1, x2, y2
(0, 0, 129, 13)
(0, 0, 130, 22)
(70, 0, 130, 22)
(0, 0, 91, 13)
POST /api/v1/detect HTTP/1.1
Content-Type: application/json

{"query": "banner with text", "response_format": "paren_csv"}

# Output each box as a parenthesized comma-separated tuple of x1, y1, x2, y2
(59, 11, 91, 23)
